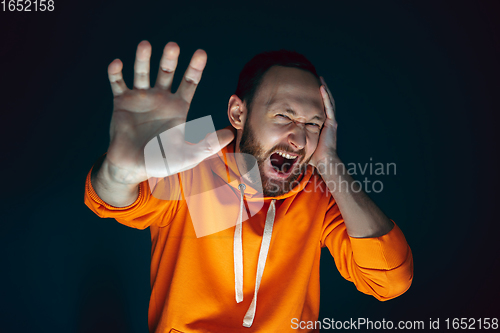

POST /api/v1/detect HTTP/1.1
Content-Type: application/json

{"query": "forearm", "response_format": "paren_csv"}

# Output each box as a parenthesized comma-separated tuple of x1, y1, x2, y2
(317, 154, 394, 238)
(90, 154, 140, 208)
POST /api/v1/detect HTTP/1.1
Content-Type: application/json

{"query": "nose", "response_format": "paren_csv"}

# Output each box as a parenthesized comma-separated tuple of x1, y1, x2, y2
(287, 124, 306, 151)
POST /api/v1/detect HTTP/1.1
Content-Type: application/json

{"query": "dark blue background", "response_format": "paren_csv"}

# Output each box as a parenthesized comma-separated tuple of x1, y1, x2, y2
(1, 1, 499, 332)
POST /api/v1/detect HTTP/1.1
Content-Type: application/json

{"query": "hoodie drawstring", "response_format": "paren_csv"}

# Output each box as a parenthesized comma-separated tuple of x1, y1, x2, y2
(234, 183, 276, 327)
(234, 184, 245, 304)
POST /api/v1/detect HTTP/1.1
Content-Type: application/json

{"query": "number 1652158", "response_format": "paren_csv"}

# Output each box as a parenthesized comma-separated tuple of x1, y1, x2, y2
(2, 0, 54, 11)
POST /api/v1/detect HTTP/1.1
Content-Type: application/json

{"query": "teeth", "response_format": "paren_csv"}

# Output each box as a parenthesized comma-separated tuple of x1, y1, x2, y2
(276, 151, 297, 159)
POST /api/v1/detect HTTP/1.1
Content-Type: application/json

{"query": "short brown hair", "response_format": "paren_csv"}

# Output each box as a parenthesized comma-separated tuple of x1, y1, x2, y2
(234, 49, 320, 113)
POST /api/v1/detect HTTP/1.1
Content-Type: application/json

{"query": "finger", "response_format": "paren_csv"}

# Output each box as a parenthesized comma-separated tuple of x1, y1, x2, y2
(192, 128, 234, 163)
(156, 42, 180, 90)
(176, 49, 207, 103)
(320, 85, 336, 123)
(134, 40, 152, 89)
(320, 76, 336, 119)
(107, 59, 128, 96)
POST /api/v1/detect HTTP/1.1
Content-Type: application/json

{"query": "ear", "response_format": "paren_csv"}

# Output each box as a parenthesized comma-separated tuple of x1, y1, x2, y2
(227, 94, 248, 130)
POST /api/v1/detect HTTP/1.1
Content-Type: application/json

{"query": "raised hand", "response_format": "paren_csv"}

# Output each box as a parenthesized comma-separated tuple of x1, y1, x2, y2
(103, 41, 234, 185)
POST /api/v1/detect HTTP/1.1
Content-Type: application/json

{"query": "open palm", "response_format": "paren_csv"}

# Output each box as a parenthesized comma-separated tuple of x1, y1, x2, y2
(104, 41, 233, 185)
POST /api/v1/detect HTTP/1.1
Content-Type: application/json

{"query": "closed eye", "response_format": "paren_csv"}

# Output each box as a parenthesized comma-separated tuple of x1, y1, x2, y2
(276, 114, 291, 120)
(277, 114, 321, 128)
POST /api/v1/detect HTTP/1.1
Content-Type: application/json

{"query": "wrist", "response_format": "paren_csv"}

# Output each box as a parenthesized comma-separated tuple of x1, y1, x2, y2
(315, 152, 342, 177)
(103, 158, 142, 187)
(90, 158, 141, 208)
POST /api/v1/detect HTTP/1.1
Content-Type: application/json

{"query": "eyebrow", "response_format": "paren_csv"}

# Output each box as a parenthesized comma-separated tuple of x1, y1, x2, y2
(269, 105, 325, 123)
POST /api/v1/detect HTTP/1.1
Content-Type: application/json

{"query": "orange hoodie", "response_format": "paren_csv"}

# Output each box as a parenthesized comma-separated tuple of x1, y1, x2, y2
(84, 130, 413, 333)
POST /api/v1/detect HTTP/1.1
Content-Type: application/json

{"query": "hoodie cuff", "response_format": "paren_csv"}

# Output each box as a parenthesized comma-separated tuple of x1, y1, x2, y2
(85, 165, 144, 212)
(349, 221, 410, 270)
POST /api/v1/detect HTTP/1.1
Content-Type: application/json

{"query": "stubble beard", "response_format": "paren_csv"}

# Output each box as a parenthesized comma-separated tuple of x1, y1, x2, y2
(238, 117, 309, 197)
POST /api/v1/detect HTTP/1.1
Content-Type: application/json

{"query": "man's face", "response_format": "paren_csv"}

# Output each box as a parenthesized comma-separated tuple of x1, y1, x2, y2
(237, 66, 325, 197)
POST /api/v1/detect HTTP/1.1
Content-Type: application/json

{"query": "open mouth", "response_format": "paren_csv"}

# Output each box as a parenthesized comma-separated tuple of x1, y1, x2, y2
(269, 151, 299, 177)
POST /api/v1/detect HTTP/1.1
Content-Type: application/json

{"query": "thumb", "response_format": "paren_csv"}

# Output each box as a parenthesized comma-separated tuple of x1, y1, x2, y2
(213, 128, 235, 150)
(193, 128, 235, 161)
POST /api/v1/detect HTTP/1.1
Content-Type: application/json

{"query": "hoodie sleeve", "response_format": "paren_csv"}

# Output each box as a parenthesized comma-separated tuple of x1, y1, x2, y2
(320, 197, 413, 301)
(84, 164, 183, 230)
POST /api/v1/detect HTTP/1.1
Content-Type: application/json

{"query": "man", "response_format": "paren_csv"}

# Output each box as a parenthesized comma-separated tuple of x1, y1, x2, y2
(85, 40, 413, 332)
